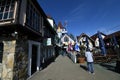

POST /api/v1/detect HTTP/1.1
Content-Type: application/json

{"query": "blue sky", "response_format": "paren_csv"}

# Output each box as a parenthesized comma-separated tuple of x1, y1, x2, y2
(38, 0, 120, 36)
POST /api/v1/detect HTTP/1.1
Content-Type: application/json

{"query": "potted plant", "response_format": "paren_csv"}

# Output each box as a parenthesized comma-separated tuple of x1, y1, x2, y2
(77, 45, 86, 63)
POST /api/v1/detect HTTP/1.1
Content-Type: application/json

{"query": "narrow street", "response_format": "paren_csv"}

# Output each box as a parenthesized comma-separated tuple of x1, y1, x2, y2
(28, 55, 120, 80)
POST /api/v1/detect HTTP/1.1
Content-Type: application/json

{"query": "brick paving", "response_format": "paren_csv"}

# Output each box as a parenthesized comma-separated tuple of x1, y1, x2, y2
(28, 55, 120, 80)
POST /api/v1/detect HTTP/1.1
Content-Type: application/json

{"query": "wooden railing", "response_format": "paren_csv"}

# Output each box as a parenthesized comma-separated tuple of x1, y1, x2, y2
(93, 54, 117, 63)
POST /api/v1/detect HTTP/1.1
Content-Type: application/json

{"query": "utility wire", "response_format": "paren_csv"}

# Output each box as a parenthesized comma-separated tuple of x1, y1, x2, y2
(102, 25, 120, 34)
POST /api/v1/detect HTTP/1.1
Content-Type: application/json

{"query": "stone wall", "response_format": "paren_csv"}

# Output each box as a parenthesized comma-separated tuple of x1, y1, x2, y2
(2, 40, 16, 80)
(13, 39, 28, 80)
(1, 37, 28, 80)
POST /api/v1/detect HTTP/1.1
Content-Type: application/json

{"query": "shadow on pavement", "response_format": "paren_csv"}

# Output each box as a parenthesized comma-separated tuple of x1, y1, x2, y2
(41, 54, 60, 70)
(80, 64, 88, 71)
(100, 63, 120, 74)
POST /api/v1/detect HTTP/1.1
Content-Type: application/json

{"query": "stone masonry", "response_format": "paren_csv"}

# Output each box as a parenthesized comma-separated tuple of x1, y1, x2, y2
(1, 36, 29, 80)
(2, 40, 16, 80)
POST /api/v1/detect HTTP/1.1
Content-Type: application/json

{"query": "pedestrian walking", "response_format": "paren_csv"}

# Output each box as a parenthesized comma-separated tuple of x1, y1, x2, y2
(85, 49, 95, 74)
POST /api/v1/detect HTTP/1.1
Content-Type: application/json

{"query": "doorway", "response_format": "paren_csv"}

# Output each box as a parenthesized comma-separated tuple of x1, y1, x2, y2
(28, 40, 41, 76)
(31, 45, 37, 74)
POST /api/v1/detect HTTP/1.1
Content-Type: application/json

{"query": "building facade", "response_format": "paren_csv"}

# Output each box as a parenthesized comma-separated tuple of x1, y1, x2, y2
(104, 31, 120, 56)
(91, 32, 106, 55)
(77, 33, 94, 51)
(57, 22, 67, 39)
(0, 0, 56, 80)
(40, 17, 57, 69)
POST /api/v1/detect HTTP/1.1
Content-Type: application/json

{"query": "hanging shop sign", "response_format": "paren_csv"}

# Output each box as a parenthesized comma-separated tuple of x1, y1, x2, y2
(47, 38, 52, 46)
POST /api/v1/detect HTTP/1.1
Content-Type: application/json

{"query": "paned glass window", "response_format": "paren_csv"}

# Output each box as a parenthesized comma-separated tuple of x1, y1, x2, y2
(0, 13, 3, 19)
(26, 1, 41, 32)
(0, 0, 15, 20)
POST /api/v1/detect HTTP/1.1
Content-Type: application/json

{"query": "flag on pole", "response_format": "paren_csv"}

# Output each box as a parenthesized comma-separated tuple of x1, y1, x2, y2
(74, 43, 80, 52)
(86, 37, 89, 50)
(98, 31, 106, 56)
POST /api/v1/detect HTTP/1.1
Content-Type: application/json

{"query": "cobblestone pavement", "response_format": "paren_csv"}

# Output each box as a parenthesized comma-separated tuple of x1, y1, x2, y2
(28, 55, 120, 80)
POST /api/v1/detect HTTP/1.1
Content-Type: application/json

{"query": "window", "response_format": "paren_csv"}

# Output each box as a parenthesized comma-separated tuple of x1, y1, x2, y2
(26, 1, 41, 32)
(0, 0, 15, 20)
(9, 11, 13, 18)
(64, 36, 69, 42)
(3, 12, 8, 19)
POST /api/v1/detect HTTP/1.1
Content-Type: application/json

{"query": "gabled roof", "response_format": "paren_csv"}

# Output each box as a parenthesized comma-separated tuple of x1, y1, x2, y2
(61, 34, 75, 42)
(57, 22, 64, 29)
(77, 33, 94, 42)
(105, 30, 120, 39)
(91, 32, 106, 40)
(61, 34, 71, 40)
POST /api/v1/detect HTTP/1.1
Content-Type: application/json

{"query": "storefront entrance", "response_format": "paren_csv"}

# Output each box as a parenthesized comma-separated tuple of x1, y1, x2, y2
(31, 45, 37, 74)
(28, 40, 41, 76)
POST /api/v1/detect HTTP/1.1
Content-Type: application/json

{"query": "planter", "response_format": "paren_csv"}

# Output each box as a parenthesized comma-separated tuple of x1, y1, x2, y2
(78, 57, 85, 63)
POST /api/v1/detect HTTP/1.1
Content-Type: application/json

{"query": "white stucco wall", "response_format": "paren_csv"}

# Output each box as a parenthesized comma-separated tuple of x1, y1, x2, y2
(61, 34, 75, 45)
(95, 34, 105, 47)
(78, 37, 94, 50)
(47, 18, 54, 28)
